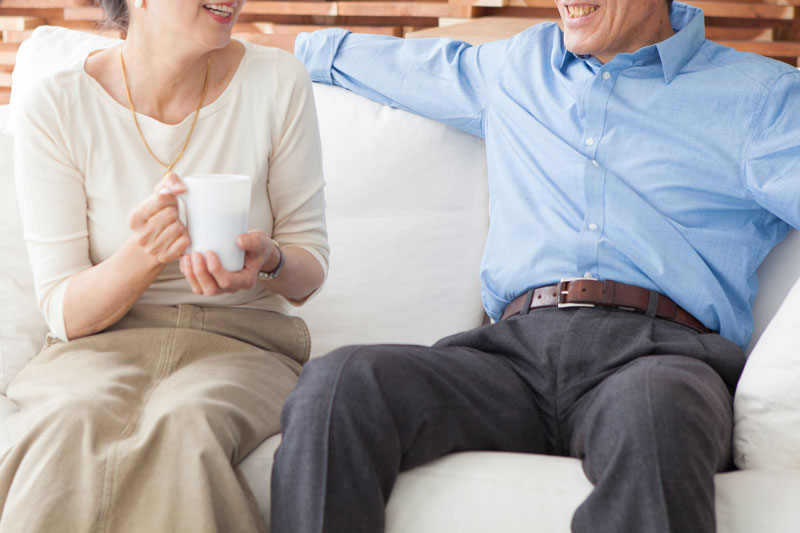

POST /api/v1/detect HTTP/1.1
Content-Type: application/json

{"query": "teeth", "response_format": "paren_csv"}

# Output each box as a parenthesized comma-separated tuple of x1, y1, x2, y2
(567, 5, 597, 18)
(204, 3, 235, 15)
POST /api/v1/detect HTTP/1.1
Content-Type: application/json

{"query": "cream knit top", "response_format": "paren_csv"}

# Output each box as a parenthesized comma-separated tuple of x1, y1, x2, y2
(14, 40, 328, 341)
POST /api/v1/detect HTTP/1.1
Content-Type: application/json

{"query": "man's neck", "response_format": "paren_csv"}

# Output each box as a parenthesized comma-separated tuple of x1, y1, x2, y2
(593, 7, 674, 64)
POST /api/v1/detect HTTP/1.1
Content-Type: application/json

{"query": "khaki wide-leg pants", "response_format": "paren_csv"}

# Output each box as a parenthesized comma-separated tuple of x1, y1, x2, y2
(0, 304, 309, 533)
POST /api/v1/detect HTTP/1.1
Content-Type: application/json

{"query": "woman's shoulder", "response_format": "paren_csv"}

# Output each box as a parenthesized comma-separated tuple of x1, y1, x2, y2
(238, 40, 311, 88)
(13, 61, 85, 126)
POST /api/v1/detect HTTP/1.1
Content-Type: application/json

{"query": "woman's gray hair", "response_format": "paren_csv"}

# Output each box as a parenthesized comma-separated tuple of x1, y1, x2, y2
(97, 0, 129, 31)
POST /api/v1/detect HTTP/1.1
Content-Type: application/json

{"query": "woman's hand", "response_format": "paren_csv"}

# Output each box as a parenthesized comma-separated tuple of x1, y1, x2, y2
(180, 230, 279, 296)
(127, 172, 190, 267)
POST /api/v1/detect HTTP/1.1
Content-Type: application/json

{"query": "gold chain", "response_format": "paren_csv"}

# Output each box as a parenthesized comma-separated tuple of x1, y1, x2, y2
(120, 50, 210, 174)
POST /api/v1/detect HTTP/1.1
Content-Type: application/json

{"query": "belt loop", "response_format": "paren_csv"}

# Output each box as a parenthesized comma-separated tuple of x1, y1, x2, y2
(602, 280, 615, 306)
(520, 289, 535, 315)
(646, 291, 659, 318)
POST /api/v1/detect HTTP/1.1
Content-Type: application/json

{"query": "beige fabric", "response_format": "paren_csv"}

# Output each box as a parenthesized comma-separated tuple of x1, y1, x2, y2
(0, 304, 308, 533)
(13, 39, 329, 341)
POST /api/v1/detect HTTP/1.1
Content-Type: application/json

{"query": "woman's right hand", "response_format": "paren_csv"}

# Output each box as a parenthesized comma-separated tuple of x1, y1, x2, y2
(127, 172, 190, 266)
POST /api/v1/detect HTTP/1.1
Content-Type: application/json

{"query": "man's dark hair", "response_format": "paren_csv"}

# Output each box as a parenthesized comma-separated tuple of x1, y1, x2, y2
(97, 0, 129, 31)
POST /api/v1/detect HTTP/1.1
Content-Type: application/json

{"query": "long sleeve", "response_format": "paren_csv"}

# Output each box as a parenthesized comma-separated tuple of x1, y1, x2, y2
(14, 75, 91, 341)
(295, 29, 508, 138)
(268, 53, 329, 291)
(744, 69, 800, 227)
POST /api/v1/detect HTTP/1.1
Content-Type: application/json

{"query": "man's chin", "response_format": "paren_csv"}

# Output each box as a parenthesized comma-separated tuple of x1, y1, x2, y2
(564, 44, 593, 58)
(562, 34, 593, 57)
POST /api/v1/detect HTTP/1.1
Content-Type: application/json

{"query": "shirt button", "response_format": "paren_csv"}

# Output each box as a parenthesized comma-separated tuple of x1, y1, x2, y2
(588, 223, 598, 230)
(602, 72, 611, 80)
(583, 272, 593, 278)
(585, 138, 594, 146)
(592, 160, 599, 166)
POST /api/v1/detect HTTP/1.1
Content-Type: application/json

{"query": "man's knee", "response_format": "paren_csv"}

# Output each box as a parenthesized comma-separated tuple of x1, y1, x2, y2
(282, 344, 402, 424)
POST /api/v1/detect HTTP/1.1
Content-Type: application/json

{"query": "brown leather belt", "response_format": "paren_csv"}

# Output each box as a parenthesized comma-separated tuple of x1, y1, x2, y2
(500, 279, 711, 334)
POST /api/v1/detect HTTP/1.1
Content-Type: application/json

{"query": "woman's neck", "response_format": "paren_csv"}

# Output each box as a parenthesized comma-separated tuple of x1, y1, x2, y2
(84, 30, 244, 126)
(120, 31, 215, 124)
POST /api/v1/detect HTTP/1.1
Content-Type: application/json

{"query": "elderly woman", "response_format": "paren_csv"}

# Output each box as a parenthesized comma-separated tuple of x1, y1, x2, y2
(3, 0, 327, 531)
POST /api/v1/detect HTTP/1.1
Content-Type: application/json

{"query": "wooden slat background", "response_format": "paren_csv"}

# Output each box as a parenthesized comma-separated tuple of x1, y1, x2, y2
(0, 0, 799, 103)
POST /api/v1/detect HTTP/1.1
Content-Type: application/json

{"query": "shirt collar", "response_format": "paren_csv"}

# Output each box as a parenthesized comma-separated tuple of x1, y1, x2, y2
(558, 2, 706, 84)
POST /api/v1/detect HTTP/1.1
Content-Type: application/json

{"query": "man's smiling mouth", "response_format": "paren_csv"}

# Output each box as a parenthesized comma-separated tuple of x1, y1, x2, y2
(567, 5, 598, 18)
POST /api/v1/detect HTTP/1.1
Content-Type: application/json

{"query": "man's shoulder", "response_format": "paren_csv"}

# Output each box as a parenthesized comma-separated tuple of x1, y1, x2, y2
(496, 21, 564, 67)
(511, 22, 562, 48)
(691, 39, 798, 91)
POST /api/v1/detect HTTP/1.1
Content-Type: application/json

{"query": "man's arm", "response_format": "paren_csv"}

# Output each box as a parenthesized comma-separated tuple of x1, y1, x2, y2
(295, 29, 509, 139)
(744, 69, 800, 225)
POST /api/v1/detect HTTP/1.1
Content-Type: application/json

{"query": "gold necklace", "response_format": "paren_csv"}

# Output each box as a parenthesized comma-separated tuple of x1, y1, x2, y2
(120, 50, 211, 174)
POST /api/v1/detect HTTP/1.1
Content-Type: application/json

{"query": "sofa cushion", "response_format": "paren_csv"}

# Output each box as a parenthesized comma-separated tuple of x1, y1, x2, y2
(386, 456, 800, 533)
(733, 228, 800, 471)
(734, 260, 800, 470)
(294, 83, 489, 357)
(0, 107, 48, 392)
(242, 435, 800, 533)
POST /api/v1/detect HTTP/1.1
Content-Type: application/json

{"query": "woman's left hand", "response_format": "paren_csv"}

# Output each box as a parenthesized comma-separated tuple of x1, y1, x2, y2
(180, 230, 275, 296)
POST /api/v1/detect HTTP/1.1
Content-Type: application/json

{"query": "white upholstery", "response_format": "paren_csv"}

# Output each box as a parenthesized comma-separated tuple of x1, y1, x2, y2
(3, 26, 800, 532)
(734, 273, 800, 470)
(0, 106, 48, 392)
(292, 83, 488, 357)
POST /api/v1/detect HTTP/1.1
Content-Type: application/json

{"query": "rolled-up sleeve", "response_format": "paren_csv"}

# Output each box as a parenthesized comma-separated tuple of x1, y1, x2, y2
(295, 29, 508, 138)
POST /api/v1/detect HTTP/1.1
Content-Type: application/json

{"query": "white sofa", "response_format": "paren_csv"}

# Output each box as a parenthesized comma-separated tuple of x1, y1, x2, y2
(2, 26, 800, 532)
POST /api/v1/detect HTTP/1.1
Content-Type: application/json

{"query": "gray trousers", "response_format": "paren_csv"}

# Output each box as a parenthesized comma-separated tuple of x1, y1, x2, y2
(271, 307, 746, 533)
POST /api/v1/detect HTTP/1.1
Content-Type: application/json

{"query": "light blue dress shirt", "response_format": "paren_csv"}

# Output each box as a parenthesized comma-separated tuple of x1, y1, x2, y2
(296, 2, 800, 349)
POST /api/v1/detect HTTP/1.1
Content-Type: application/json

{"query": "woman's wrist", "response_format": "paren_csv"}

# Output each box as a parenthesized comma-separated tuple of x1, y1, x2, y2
(123, 234, 168, 275)
(258, 239, 284, 280)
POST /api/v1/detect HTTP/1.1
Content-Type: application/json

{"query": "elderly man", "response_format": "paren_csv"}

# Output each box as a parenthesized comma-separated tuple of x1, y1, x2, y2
(271, 1, 800, 532)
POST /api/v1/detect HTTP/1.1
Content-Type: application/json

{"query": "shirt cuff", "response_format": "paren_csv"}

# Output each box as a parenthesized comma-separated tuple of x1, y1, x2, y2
(294, 28, 352, 84)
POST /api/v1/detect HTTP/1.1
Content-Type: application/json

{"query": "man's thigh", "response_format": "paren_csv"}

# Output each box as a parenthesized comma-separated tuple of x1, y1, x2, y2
(569, 354, 735, 476)
(296, 341, 550, 469)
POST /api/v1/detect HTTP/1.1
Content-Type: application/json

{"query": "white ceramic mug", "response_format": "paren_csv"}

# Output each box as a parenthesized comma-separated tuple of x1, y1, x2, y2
(181, 173, 252, 272)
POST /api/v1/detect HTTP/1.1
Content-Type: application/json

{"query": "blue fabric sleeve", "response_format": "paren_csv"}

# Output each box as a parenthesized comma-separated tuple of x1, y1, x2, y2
(295, 29, 508, 138)
(744, 69, 800, 227)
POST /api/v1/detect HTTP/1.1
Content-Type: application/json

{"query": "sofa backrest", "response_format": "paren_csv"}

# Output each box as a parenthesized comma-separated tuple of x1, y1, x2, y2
(291, 84, 489, 357)
(1, 26, 799, 395)
(0, 105, 50, 391)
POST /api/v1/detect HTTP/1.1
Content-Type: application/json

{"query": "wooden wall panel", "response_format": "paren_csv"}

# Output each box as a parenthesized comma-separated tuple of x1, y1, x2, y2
(0, 0, 798, 103)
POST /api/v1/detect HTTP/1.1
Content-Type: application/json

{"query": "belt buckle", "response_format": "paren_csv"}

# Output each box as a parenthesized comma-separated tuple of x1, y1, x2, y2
(557, 277, 597, 308)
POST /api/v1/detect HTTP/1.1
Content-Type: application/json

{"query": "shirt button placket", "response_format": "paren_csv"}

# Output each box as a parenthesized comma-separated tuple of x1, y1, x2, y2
(577, 69, 613, 279)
